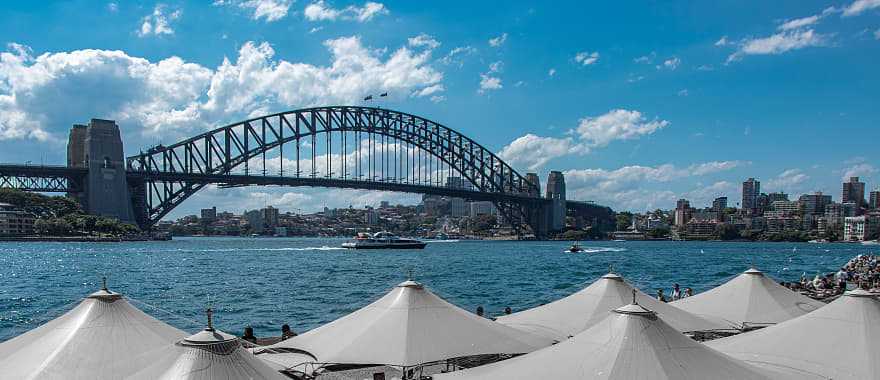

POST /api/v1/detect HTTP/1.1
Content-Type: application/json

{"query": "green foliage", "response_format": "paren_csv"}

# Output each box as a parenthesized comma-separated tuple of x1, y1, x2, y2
(0, 188, 138, 236)
(615, 212, 633, 231)
(560, 229, 591, 241)
(646, 227, 670, 239)
(714, 223, 741, 240)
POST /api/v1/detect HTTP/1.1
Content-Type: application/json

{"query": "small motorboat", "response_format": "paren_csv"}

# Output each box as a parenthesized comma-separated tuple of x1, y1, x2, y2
(342, 231, 427, 249)
(566, 241, 585, 253)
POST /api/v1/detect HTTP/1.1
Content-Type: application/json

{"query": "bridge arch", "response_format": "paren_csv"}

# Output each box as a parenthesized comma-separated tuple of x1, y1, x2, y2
(126, 106, 544, 234)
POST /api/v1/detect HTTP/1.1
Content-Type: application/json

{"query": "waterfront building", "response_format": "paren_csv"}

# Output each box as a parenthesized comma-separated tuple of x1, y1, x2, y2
(844, 215, 880, 241)
(842, 201, 859, 217)
(766, 192, 789, 203)
(712, 196, 728, 212)
(0, 284, 187, 379)
(742, 178, 760, 215)
(842, 176, 866, 210)
(674, 199, 691, 227)
(708, 289, 880, 380)
(264, 280, 552, 372)
(771, 200, 801, 216)
(244, 210, 264, 233)
(798, 192, 832, 216)
(200, 206, 217, 222)
(496, 272, 726, 341)
(684, 220, 717, 240)
(671, 267, 825, 329)
(0, 203, 35, 236)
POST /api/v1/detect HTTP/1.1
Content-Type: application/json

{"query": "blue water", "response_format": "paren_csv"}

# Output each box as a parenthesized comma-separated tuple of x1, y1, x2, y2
(0, 238, 874, 342)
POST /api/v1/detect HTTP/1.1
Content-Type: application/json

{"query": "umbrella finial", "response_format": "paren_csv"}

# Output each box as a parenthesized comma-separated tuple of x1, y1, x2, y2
(101, 276, 107, 291)
(609, 263, 614, 274)
(206, 307, 214, 331)
(632, 289, 637, 305)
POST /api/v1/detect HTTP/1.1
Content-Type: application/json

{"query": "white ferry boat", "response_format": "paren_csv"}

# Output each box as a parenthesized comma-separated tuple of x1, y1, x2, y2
(342, 231, 427, 249)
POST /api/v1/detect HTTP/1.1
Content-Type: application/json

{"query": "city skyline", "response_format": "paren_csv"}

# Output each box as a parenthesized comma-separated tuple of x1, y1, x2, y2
(0, 1, 877, 217)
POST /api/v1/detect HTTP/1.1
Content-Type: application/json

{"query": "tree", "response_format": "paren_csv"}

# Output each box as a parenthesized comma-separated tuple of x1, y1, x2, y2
(615, 212, 633, 231)
(647, 227, 670, 239)
(714, 223, 740, 240)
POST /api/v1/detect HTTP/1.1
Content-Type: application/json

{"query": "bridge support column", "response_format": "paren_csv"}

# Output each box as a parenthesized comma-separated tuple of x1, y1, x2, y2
(73, 119, 137, 225)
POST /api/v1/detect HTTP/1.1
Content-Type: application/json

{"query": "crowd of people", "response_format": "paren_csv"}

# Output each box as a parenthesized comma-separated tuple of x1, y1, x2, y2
(779, 254, 880, 298)
(656, 283, 693, 303)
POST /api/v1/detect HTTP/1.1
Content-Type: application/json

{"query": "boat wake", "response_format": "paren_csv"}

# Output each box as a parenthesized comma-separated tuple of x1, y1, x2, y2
(573, 247, 628, 253)
(182, 246, 346, 252)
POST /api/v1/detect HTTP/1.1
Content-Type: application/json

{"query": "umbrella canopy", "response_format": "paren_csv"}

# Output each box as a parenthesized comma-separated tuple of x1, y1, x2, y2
(671, 267, 825, 328)
(496, 272, 730, 340)
(436, 301, 808, 380)
(265, 280, 553, 367)
(128, 311, 286, 380)
(708, 289, 880, 380)
(0, 286, 187, 380)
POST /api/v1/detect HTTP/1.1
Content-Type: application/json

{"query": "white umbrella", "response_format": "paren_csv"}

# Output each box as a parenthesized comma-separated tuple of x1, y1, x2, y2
(127, 308, 286, 380)
(0, 282, 187, 380)
(672, 267, 825, 328)
(708, 289, 880, 380)
(264, 280, 553, 368)
(436, 297, 812, 380)
(496, 272, 731, 340)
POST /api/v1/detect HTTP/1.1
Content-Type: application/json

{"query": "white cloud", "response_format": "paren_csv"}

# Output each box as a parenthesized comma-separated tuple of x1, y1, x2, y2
(408, 34, 440, 50)
(414, 84, 444, 97)
(842, 163, 878, 180)
(563, 161, 746, 210)
(0, 37, 442, 142)
(498, 134, 587, 170)
(727, 29, 827, 62)
(574, 51, 600, 66)
(488, 61, 503, 73)
(875, 28, 880, 39)
(658, 56, 680, 70)
(214, 0, 293, 22)
(478, 62, 503, 94)
(697, 64, 714, 71)
(304, 1, 388, 22)
(478, 74, 502, 93)
(714, 36, 729, 46)
(633, 52, 655, 63)
(843, 0, 880, 17)
(309, 26, 323, 33)
(779, 15, 821, 31)
(548, 68, 556, 76)
(677, 89, 689, 97)
(429, 95, 445, 103)
(137, 4, 181, 37)
(438, 46, 476, 67)
(107, 2, 118, 12)
(488, 33, 508, 47)
(765, 169, 810, 192)
(575, 109, 669, 147)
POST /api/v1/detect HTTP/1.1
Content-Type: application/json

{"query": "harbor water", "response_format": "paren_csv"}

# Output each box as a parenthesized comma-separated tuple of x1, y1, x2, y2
(0, 238, 873, 342)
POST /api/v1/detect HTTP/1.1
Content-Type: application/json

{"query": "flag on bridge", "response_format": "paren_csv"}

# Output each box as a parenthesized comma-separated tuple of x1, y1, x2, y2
(380, 92, 388, 97)
(363, 95, 373, 101)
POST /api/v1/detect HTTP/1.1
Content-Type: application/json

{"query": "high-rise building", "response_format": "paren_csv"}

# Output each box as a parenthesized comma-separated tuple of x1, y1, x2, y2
(674, 199, 691, 227)
(842, 177, 866, 210)
(244, 210, 264, 233)
(869, 189, 880, 210)
(200, 207, 217, 223)
(742, 178, 760, 214)
(261, 206, 279, 227)
(799, 192, 832, 216)
(66, 124, 87, 168)
(712, 197, 728, 212)
(766, 192, 789, 203)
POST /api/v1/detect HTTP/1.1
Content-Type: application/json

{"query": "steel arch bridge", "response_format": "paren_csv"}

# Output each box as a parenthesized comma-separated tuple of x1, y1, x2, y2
(125, 106, 550, 235)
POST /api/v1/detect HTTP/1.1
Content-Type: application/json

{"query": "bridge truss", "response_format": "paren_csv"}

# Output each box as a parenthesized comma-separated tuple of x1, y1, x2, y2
(0, 165, 87, 193)
(126, 106, 546, 234)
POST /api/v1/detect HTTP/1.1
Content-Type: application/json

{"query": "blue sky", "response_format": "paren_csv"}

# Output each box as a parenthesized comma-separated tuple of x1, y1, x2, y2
(0, 0, 878, 217)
